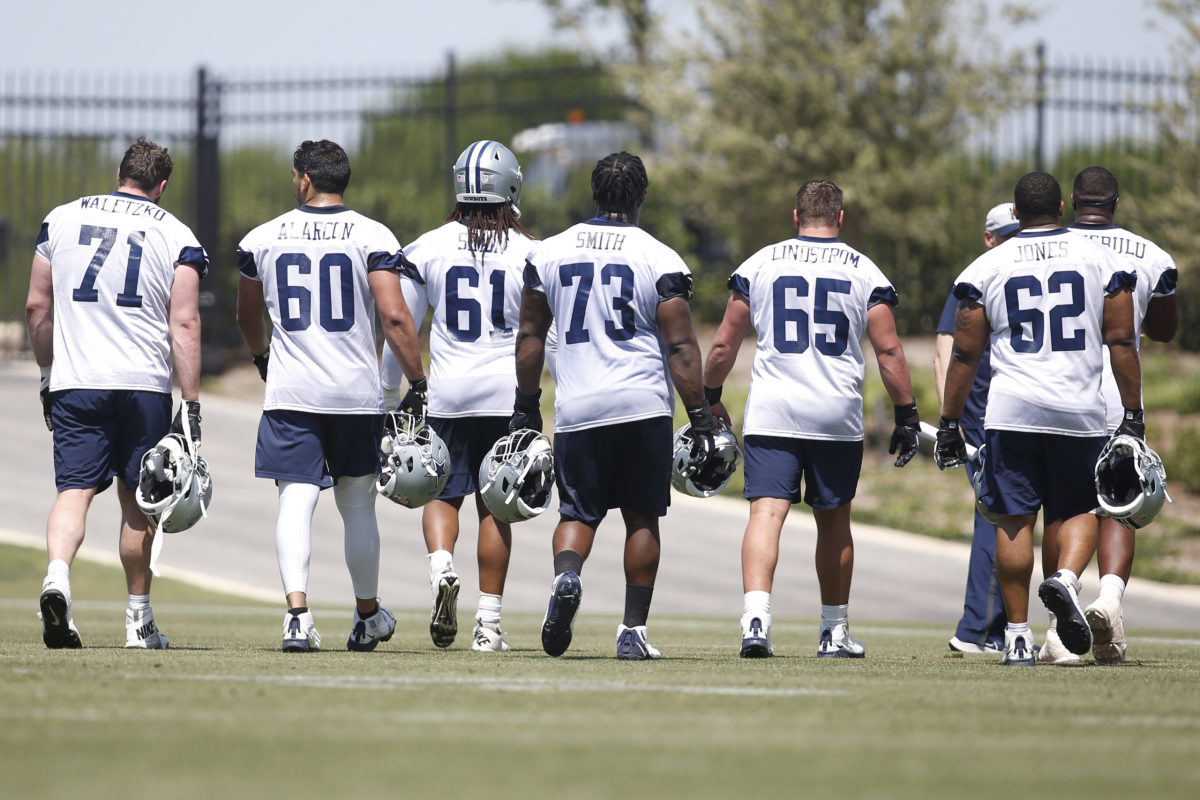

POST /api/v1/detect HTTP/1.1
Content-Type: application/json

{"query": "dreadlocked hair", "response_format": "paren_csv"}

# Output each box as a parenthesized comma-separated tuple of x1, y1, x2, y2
(591, 152, 648, 219)
(445, 203, 535, 261)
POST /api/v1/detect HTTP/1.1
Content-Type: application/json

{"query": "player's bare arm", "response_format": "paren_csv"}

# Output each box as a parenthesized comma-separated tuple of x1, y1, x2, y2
(865, 302, 915, 407)
(25, 254, 54, 367)
(942, 300, 988, 419)
(1142, 293, 1178, 343)
(369, 269, 425, 384)
(657, 295, 706, 409)
(703, 292, 751, 424)
(169, 263, 202, 402)
(236, 275, 270, 357)
(514, 286, 551, 396)
(1102, 288, 1142, 410)
(932, 332, 953, 408)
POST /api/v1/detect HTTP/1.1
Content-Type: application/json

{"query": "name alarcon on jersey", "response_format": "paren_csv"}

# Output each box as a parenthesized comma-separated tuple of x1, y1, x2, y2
(575, 230, 627, 251)
(769, 243, 860, 267)
(276, 220, 356, 241)
(79, 195, 167, 221)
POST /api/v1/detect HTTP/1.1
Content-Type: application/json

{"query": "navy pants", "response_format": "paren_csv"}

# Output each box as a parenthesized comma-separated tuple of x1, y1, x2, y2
(954, 433, 1007, 649)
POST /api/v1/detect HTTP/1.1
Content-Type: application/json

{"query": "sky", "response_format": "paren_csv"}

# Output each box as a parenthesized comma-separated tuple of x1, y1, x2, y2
(0, 1, 1183, 75)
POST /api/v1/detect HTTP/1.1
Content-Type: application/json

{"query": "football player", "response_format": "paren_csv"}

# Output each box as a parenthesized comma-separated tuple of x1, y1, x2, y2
(937, 171, 1142, 667)
(1037, 166, 1177, 664)
(703, 179, 921, 660)
(380, 140, 537, 652)
(26, 137, 208, 650)
(515, 151, 719, 660)
(237, 140, 425, 653)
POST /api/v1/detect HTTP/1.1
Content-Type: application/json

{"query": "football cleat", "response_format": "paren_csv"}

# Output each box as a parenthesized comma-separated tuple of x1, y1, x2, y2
(471, 620, 511, 652)
(125, 607, 169, 649)
(1085, 595, 1127, 664)
(740, 615, 774, 658)
(38, 580, 81, 650)
(282, 609, 321, 652)
(948, 635, 1002, 655)
(429, 572, 460, 648)
(1037, 572, 1092, 655)
(616, 624, 661, 660)
(541, 571, 582, 657)
(817, 624, 865, 659)
(1001, 630, 1036, 666)
(347, 604, 396, 652)
(1039, 618, 1081, 664)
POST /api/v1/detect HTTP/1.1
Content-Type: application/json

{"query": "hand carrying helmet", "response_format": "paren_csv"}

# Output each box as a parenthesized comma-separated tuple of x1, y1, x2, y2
(376, 411, 449, 508)
(1095, 434, 1171, 529)
(136, 433, 213, 534)
(453, 140, 523, 215)
(670, 422, 743, 498)
(478, 429, 554, 524)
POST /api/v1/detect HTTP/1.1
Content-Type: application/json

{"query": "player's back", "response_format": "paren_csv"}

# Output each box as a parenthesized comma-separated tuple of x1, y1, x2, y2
(37, 192, 206, 394)
(399, 221, 534, 417)
(237, 205, 401, 414)
(953, 227, 1131, 436)
(527, 219, 690, 432)
(733, 235, 896, 440)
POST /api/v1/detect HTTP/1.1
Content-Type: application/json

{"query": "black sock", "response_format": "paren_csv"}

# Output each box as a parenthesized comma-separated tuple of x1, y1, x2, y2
(288, 606, 308, 616)
(554, 550, 584, 577)
(623, 584, 654, 627)
(359, 604, 378, 619)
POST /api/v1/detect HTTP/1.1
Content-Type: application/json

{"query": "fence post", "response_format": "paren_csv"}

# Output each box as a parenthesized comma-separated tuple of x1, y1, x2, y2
(1035, 41, 1047, 172)
(194, 66, 222, 370)
(444, 51, 457, 209)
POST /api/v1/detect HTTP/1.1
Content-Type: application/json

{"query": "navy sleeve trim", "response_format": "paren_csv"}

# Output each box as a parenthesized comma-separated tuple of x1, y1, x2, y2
(935, 292, 958, 335)
(177, 246, 209, 278)
(953, 282, 983, 303)
(236, 248, 257, 279)
(656, 272, 693, 302)
(1154, 268, 1178, 295)
(868, 286, 898, 307)
(523, 261, 544, 291)
(35, 222, 49, 247)
(397, 253, 424, 284)
(1105, 270, 1137, 295)
(367, 250, 403, 273)
(727, 274, 750, 298)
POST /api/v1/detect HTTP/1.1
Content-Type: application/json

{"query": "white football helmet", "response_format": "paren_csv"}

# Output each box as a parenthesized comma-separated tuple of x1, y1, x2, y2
(453, 140, 523, 215)
(1095, 434, 1171, 529)
(970, 444, 1000, 524)
(376, 412, 449, 508)
(136, 433, 213, 535)
(478, 429, 555, 524)
(670, 422, 743, 498)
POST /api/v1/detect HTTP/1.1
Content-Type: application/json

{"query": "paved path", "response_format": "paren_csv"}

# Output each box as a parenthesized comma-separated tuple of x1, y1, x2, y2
(4, 359, 1198, 636)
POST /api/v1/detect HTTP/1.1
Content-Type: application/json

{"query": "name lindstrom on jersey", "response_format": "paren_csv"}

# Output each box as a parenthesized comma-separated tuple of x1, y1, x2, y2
(276, 220, 356, 241)
(768, 242, 861, 267)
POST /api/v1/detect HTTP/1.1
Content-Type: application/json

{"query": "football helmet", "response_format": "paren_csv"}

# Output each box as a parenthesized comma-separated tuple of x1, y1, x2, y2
(1095, 434, 1171, 529)
(478, 429, 554, 524)
(136, 433, 213, 534)
(376, 411, 449, 508)
(453, 140, 523, 215)
(670, 421, 743, 498)
(970, 444, 1001, 524)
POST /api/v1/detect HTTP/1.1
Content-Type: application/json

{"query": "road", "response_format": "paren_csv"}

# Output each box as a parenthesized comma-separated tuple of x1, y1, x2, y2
(3, 358, 1199, 635)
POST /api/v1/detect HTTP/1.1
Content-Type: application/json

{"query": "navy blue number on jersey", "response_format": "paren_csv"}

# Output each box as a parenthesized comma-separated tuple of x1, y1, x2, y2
(561, 261, 636, 344)
(771, 276, 851, 355)
(445, 265, 509, 341)
(275, 252, 355, 332)
(72, 225, 145, 308)
(1004, 270, 1085, 353)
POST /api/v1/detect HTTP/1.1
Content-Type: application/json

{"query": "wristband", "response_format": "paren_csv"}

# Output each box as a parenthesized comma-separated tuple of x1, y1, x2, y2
(894, 402, 919, 426)
(703, 385, 723, 406)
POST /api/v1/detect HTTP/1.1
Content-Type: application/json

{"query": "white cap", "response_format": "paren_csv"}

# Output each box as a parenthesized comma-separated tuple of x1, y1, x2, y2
(985, 203, 1019, 236)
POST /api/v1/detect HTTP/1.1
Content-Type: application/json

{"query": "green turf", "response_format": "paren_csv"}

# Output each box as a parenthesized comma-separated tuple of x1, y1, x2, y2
(3, 541, 1199, 799)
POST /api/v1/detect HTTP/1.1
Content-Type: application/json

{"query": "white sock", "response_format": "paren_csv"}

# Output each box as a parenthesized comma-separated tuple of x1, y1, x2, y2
(477, 593, 502, 626)
(335, 476, 380, 600)
(1098, 574, 1126, 601)
(742, 590, 771, 623)
(428, 549, 454, 581)
(1007, 621, 1031, 636)
(128, 594, 150, 612)
(821, 603, 848, 630)
(1056, 568, 1080, 589)
(47, 559, 70, 584)
(276, 481, 321, 596)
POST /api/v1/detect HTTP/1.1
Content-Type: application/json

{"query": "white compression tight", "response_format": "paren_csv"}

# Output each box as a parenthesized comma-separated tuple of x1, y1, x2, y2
(276, 476, 381, 601)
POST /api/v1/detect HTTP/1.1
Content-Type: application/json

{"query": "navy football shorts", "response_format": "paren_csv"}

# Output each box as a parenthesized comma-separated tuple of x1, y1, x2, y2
(255, 409, 383, 488)
(978, 429, 1105, 523)
(553, 416, 672, 527)
(742, 435, 863, 510)
(51, 389, 172, 492)
(428, 415, 510, 499)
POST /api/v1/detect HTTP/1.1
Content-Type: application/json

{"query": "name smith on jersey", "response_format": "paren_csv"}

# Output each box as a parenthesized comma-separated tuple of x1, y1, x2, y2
(276, 220, 355, 241)
(575, 230, 627, 251)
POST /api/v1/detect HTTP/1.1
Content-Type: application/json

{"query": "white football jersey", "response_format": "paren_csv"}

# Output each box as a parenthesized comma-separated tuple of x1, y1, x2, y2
(36, 192, 208, 394)
(732, 236, 897, 441)
(526, 219, 692, 432)
(379, 221, 536, 417)
(237, 205, 403, 414)
(952, 227, 1134, 436)
(1069, 223, 1177, 430)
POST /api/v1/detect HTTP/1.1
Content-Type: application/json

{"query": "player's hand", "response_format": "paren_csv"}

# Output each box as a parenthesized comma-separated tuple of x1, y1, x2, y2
(1114, 407, 1145, 440)
(401, 378, 428, 419)
(934, 417, 967, 470)
(889, 402, 921, 468)
(509, 388, 543, 433)
(39, 366, 53, 432)
(171, 400, 202, 449)
(686, 403, 719, 474)
(251, 351, 269, 382)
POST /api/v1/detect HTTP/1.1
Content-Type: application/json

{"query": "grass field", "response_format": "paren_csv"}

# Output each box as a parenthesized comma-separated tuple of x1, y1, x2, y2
(3, 544, 1199, 799)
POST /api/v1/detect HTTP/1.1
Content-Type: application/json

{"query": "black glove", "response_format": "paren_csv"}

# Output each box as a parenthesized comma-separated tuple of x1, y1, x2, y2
(510, 388, 543, 432)
(934, 417, 968, 470)
(252, 351, 269, 382)
(401, 378, 428, 419)
(39, 367, 53, 432)
(686, 403, 719, 473)
(889, 402, 920, 468)
(1114, 407, 1145, 440)
(171, 400, 202, 448)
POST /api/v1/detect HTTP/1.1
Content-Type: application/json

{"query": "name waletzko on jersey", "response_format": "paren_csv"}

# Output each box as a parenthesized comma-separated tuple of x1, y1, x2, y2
(732, 235, 897, 442)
